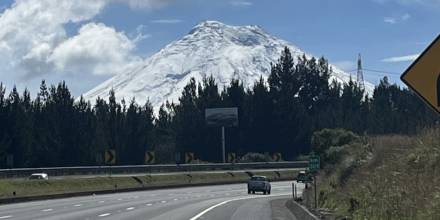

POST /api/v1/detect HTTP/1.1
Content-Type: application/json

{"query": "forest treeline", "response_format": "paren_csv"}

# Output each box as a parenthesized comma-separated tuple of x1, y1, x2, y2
(0, 47, 437, 168)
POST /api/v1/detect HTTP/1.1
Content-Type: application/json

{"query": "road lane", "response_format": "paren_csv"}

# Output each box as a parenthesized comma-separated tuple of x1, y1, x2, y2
(0, 181, 305, 220)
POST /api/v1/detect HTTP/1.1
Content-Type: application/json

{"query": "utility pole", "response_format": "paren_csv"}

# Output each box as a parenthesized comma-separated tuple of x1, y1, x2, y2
(357, 53, 365, 90)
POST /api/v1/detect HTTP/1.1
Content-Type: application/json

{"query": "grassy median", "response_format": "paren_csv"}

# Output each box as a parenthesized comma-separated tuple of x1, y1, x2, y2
(0, 169, 300, 200)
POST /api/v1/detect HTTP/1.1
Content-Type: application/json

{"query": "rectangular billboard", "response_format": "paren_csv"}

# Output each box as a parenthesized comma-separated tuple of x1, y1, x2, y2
(205, 107, 238, 127)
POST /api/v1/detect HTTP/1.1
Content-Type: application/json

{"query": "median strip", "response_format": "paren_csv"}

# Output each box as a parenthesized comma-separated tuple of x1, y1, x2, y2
(0, 169, 301, 204)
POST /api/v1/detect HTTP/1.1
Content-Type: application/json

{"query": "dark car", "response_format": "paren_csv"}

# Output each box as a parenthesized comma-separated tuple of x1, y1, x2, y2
(247, 175, 271, 194)
(294, 171, 313, 183)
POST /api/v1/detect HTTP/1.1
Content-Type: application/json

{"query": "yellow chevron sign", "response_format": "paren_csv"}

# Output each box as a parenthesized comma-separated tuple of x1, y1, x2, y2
(145, 151, 155, 164)
(227, 153, 237, 163)
(185, 152, 195, 163)
(104, 149, 116, 165)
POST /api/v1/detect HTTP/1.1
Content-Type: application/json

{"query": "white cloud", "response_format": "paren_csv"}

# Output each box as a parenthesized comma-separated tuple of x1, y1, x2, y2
(230, 1, 253, 7)
(0, 0, 173, 82)
(384, 17, 397, 24)
(334, 61, 356, 72)
(373, 0, 440, 8)
(401, 13, 411, 20)
(150, 19, 183, 24)
(115, 0, 175, 10)
(49, 23, 142, 75)
(381, 54, 419, 62)
(383, 13, 411, 24)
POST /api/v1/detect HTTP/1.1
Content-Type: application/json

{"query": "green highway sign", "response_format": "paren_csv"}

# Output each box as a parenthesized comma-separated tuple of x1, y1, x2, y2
(309, 154, 320, 172)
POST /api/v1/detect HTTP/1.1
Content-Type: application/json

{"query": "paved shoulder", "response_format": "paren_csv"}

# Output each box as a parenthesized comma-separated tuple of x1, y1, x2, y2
(271, 198, 297, 220)
(195, 195, 295, 220)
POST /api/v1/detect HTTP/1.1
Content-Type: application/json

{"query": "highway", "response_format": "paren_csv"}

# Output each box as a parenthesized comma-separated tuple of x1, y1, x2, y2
(0, 181, 304, 220)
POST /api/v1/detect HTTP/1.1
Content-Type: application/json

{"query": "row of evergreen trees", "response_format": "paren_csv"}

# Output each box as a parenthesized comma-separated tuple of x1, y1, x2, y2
(0, 47, 437, 168)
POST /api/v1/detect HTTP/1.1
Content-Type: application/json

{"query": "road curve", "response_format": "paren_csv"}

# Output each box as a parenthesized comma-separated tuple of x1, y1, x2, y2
(0, 181, 305, 220)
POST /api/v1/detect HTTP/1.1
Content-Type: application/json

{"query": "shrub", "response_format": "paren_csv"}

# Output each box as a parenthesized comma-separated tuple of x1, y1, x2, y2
(240, 152, 273, 162)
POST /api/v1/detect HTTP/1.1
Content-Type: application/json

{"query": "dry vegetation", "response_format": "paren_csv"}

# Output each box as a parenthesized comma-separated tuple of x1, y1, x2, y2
(304, 129, 440, 220)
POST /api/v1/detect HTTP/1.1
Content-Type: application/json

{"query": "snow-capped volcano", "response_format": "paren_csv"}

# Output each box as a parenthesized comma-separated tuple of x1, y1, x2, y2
(82, 20, 374, 109)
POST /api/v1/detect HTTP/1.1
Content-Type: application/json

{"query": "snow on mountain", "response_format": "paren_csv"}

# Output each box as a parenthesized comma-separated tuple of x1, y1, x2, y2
(82, 20, 374, 109)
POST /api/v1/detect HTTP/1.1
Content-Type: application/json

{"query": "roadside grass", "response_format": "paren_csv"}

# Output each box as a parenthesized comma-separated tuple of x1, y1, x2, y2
(0, 169, 300, 199)
(307, 129, 440, 220)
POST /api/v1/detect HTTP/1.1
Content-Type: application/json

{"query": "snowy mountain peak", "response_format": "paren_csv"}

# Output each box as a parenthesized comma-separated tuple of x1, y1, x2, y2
(82, 21, 374, 110)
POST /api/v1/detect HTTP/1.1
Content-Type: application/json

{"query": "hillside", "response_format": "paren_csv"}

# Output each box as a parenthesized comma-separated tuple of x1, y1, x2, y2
(304, 129, 440, 219)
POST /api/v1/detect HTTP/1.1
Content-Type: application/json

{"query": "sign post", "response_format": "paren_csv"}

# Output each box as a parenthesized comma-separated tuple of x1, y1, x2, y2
(401, 35, 440, 113)
(105, 149, 116, 177)
(205, 107, 238, 163)
(309, 153, 320, 209)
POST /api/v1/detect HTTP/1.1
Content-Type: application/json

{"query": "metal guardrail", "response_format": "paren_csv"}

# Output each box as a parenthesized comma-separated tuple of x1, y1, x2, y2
(0, 161, 308, 178)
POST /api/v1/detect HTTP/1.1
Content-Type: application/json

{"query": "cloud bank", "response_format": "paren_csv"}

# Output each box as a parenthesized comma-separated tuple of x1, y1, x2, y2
(0, 0, 172, 81)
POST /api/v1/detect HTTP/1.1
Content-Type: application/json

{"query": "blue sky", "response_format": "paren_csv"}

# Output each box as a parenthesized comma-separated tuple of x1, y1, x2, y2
(0, 0, 438, 96)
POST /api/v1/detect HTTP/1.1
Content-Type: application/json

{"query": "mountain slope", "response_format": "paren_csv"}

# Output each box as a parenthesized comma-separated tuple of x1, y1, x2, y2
(82, 20, 374, 109)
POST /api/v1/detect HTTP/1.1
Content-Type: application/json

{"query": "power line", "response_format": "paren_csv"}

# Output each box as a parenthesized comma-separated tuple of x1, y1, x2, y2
(363, 68, 401, 75)
(344, 68, 401, 75)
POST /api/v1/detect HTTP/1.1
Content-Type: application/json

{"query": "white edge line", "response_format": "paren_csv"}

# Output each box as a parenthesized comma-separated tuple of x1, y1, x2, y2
(0, 216, 12, 219)
(189, 193, 290, 220)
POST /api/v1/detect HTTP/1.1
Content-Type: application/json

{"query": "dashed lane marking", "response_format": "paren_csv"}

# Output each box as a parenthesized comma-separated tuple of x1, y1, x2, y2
(98, 213, 111, 217)
(41, 209, 53, 212)
(126, 207, 135, 211)
(0, 216, 12, 219)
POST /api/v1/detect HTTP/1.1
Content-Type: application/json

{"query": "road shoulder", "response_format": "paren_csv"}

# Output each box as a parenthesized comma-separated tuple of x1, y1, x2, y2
(270, 198, 297, 220)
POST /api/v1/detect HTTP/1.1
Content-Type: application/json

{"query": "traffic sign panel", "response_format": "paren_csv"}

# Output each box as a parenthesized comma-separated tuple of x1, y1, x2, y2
(227, 153, 237, 163)
(272, 153, 282, 162)
(185, 152, 194, 164)
(401, 35, 440, 113)
(105, 149, 116, 165)
(309, 155, 320, 172)
(145, 151, 155, 164)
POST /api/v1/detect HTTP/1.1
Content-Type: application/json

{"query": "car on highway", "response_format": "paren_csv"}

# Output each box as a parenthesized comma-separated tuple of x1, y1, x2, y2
(294, 171, 313, 183)
(29, 173, 49, 180)
(247, 175, 271, 194)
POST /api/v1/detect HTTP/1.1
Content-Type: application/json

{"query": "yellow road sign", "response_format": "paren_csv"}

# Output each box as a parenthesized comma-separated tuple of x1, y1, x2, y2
(145, 151, 155, 164)
(401, 35, 440, 113)
(105, 149, 116, 165)
(272, 153, 282, 162)
(185, 152, 194, 164)
(227, 153, 237, 163)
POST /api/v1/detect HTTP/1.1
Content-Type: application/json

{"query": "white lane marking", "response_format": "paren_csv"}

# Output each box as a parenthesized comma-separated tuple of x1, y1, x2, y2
(126, 207, 135, 211)
(74, 204, 82, 207)
(146, 203, 152, 206)
(133, 196, 139, 199)
(98, 213, 111, 217)
(117, 198, 123, 201)
(189, 193, 290, 220)
(98, 201, 105, 203)
(161, 200, 167, 203)
(0, 216, 12, 219)
(41, 209, 53, 212)
(173, 198, 178, 201)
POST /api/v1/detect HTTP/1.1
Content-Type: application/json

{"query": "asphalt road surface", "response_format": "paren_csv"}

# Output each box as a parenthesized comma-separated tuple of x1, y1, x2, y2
(0, 181, 305, 220)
